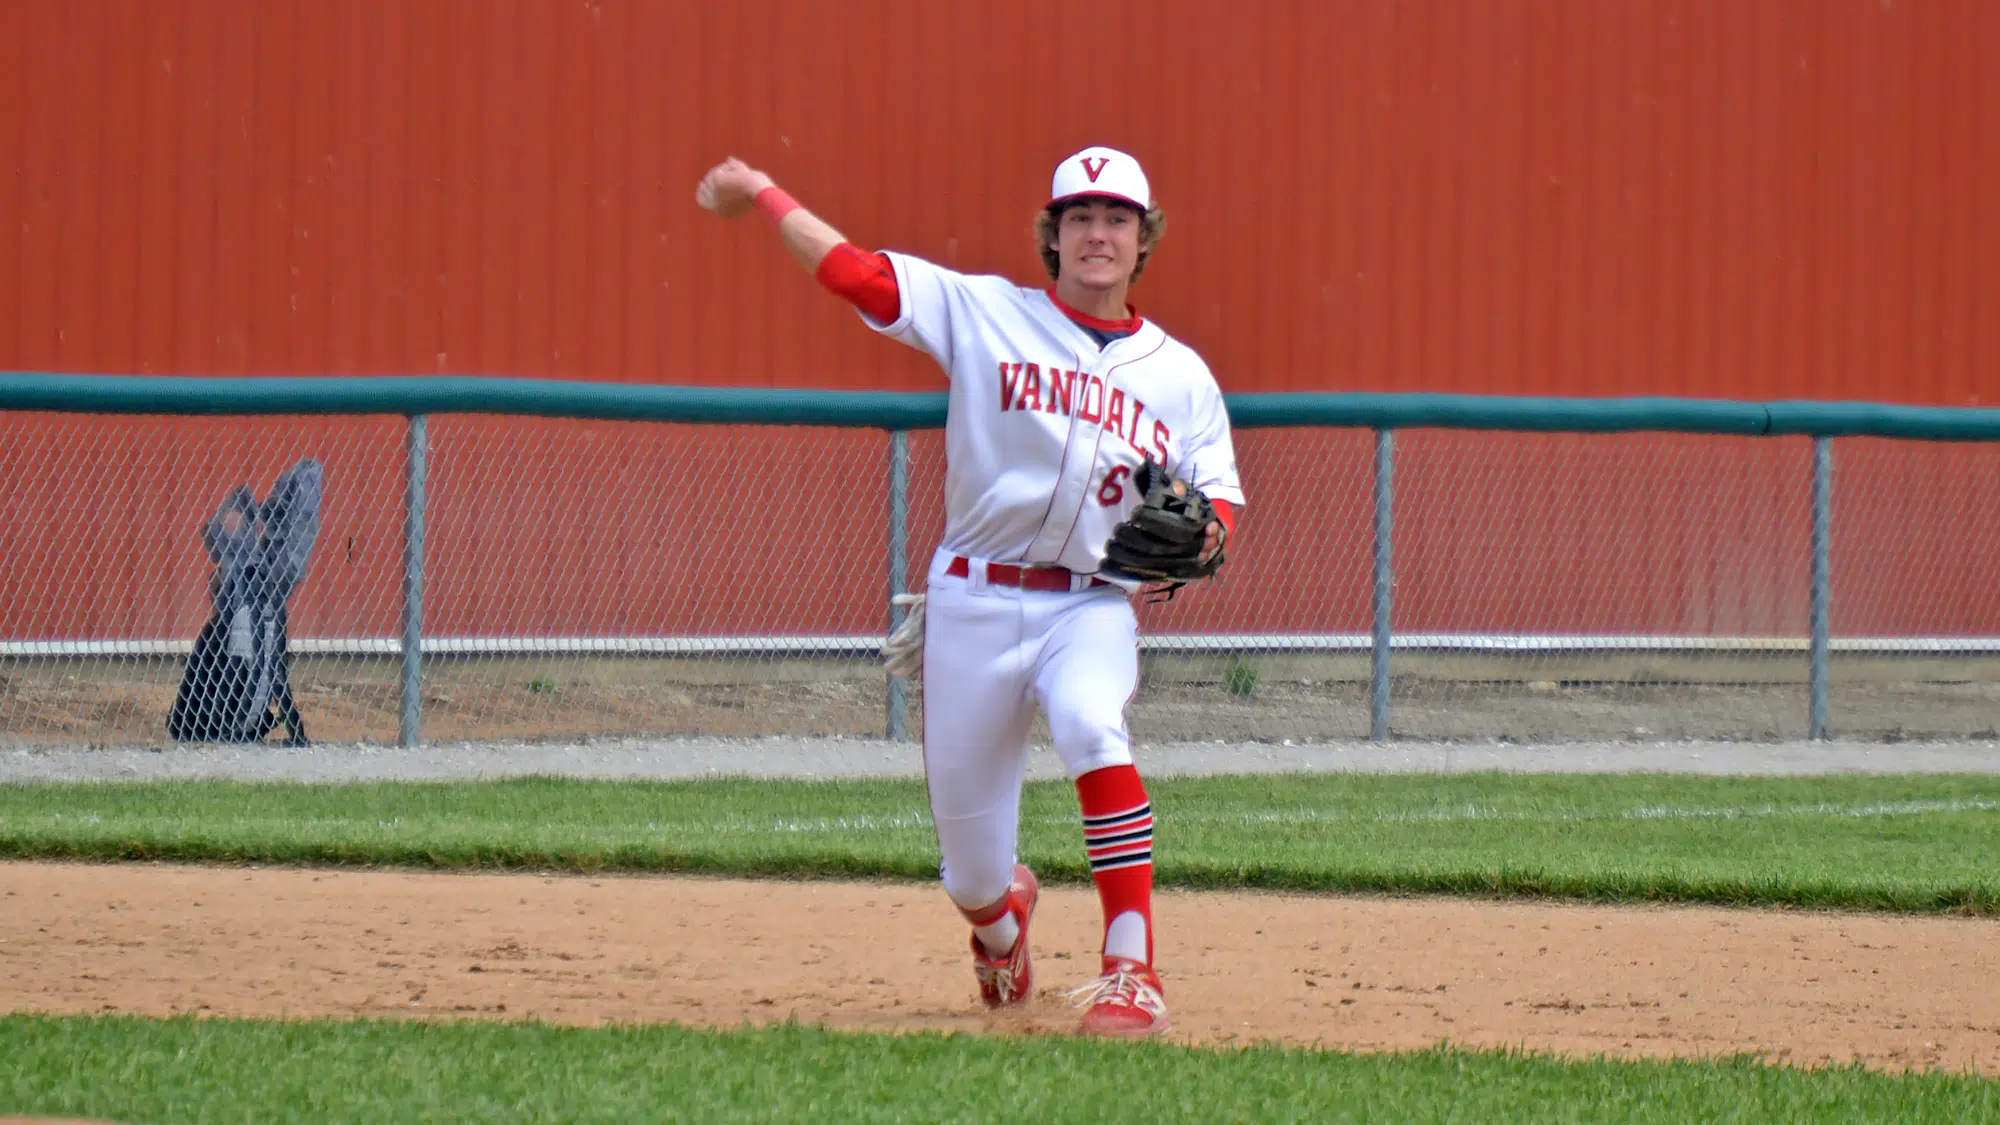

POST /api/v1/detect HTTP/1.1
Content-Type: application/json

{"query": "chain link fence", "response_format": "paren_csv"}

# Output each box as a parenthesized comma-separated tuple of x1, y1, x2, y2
(1824, 436, 2000, 741)
(4, 390, 1998, 749)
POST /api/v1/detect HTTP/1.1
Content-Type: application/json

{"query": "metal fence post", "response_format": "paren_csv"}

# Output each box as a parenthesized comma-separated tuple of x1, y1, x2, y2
(1809, 436, 1833, 740)
(1371, 428, 1395, 741)
(887, 429, 911, 741)
(400, 413, 429, 749)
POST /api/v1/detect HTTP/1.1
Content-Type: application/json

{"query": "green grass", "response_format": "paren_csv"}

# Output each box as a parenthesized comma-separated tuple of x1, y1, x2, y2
(2, 773, 1995, 912)
(1, 1013, 1993, 1125)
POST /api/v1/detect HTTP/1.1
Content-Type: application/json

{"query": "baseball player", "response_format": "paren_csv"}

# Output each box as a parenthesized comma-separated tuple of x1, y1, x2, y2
(696, 145, 1243, 1038)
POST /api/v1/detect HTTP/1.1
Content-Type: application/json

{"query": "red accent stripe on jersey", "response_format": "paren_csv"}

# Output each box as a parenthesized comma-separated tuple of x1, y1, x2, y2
(1047, 287, 1143, 334)
(1051, 336, 1168, 563)
(1048, 405, 1114, 562)
(1020, 348, 1092, 563)
(815, 242, 901, 325)
(1213, 498, 1237, 537)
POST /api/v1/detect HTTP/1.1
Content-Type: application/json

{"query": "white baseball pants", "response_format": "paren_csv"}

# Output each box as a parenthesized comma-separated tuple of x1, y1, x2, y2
(920, 552, 1141, 912)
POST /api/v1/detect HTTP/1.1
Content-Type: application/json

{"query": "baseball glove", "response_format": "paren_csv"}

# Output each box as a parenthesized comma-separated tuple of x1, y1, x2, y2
(1101, 457, 1227, 591)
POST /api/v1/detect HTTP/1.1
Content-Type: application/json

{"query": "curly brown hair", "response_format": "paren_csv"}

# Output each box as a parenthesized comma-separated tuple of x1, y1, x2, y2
(1034, 199, 1168, 283)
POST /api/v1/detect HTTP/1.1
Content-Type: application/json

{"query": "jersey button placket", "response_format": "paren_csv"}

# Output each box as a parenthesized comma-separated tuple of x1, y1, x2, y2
(1024, 353, 1101, 563)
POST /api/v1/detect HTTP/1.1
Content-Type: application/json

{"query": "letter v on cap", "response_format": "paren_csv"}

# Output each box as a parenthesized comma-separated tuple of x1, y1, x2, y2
(1047, 146, 1150, 211)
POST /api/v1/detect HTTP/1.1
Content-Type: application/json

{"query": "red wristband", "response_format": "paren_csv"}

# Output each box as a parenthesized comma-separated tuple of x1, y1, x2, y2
(754, 185, 800, 224)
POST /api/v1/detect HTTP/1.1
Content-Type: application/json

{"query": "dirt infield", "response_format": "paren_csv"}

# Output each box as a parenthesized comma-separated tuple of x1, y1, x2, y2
(2, 862, 1994, 1074)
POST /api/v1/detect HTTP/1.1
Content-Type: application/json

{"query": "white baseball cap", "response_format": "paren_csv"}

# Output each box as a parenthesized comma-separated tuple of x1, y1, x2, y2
(1047, 145, 1151, 211)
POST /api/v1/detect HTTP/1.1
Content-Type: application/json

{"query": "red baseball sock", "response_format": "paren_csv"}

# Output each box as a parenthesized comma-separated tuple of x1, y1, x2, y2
(1076, 764, 1155, 965)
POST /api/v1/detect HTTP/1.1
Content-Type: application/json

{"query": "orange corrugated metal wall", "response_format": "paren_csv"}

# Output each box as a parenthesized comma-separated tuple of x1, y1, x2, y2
(4, 0, 1993, 399)
(2, 1, 1996, 643)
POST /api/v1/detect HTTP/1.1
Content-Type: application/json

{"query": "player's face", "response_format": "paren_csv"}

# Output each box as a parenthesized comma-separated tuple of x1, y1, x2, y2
(1053, 200, 1144, 290)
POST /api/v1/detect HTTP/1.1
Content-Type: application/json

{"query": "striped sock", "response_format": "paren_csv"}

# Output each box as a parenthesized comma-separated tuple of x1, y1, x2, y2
(1076, 764, 1154, 965)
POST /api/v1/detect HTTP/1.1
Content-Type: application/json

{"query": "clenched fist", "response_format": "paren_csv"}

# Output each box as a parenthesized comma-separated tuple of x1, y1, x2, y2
(695, 156, 775, 219)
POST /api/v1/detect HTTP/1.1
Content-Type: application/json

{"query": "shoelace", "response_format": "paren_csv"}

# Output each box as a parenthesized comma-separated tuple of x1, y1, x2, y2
(1066, 966, 1164, 1013)
(977, 961, 1021, 1002)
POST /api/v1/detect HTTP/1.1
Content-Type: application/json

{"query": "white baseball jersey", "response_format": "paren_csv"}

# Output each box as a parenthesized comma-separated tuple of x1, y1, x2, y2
(860, 252, 1246, 587)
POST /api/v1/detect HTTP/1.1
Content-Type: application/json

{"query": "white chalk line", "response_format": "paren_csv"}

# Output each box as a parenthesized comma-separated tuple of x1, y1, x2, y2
(31, 797, 1994, 837)
(751, 796, 1997, 836)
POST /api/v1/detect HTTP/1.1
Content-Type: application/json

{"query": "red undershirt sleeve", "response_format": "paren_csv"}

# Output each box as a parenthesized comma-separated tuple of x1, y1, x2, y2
(1212, 498, 1237, 539)
(814, 242, 901, 325)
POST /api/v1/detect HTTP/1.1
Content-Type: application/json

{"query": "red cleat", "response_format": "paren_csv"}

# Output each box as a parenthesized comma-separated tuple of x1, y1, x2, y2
(970, 864, 1039, 1008)
(1070, 957, 1171, 1038)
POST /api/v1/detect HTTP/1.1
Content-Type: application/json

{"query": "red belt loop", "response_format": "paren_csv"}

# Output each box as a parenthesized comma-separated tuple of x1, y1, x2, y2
(947, 556, 1108, 592)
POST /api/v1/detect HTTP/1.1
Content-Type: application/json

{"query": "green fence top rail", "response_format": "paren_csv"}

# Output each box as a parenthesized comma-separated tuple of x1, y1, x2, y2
(0, 373, 948, 431)
(3, 373, 2000, 441)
